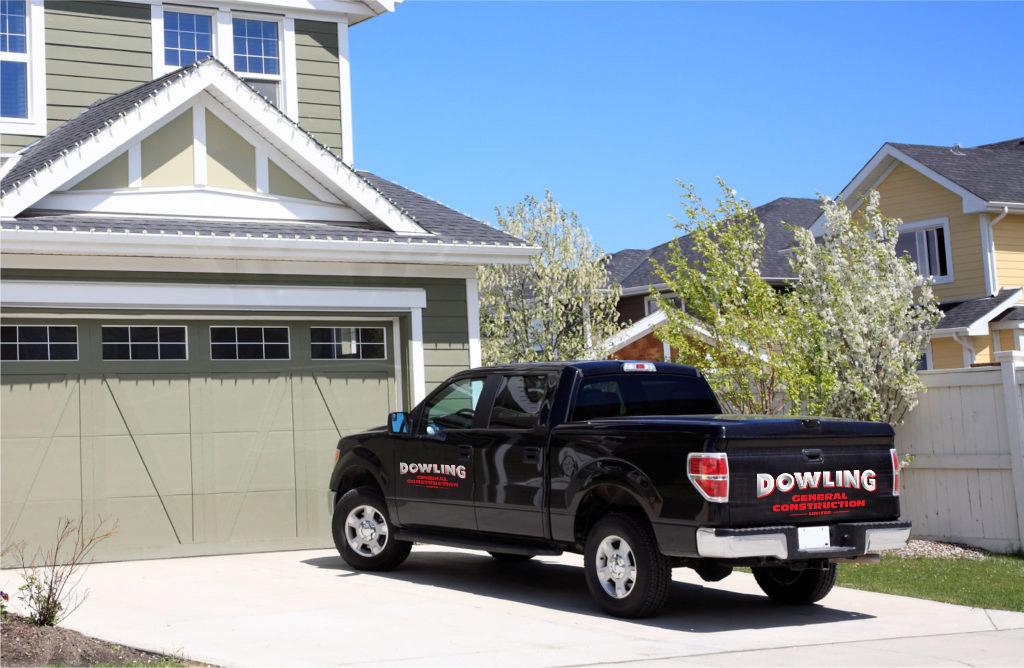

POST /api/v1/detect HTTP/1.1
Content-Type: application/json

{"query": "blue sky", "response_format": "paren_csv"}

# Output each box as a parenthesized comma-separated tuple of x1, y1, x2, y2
(350, 1, 1024, 253)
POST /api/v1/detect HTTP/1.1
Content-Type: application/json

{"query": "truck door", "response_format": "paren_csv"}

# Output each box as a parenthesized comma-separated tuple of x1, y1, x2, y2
(393, 375, 489, 530)
(474, 372, 554, 538)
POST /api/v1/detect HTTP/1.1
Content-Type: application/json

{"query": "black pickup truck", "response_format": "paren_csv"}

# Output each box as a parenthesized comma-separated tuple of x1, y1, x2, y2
(328, 361, 909, 617)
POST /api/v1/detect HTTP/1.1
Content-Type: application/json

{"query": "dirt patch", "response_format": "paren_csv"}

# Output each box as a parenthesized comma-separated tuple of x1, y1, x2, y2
(1, 614, 199, 667)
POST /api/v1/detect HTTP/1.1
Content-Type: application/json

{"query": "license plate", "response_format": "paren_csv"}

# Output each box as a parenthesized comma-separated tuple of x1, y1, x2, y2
(798, 526, 831, 550)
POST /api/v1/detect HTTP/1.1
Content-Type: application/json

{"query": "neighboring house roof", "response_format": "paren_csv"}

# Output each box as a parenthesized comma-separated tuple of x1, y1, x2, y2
(934, 287, 1024, 337)
(602, 309, 668, 355)
(0, 58, 535, 264)
(610, 196, 820, 293)
(809, 137, 1024, 238)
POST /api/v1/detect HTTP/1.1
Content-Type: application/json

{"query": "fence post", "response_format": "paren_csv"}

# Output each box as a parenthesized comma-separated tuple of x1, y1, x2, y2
(996, 351, 1024, 551)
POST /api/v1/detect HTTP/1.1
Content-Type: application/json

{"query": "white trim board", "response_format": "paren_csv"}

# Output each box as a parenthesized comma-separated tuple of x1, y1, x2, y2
(1, 280, 427, 312)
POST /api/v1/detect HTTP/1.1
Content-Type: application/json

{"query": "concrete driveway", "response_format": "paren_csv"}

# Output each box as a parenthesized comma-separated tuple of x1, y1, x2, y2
(2, 547, 1022, 667)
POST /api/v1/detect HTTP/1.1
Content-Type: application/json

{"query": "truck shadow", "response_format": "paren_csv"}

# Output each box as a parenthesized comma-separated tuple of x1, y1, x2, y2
(301, 549, 872, 632)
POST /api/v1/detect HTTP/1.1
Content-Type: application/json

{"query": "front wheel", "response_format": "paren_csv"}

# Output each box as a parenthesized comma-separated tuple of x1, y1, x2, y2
(752, 563, 837, 604)
(332, 487, 412, 571)
(583, 513, 671, 618)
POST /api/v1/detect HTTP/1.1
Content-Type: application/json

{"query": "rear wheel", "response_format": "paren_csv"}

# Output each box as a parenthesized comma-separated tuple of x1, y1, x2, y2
(332, 487, 412, 571)
(752, 563, 837, 604)
(583, 513, 671, 618)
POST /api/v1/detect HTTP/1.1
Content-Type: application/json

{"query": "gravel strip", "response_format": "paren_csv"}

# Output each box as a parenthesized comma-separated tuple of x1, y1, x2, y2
(887, 539, 988, 560)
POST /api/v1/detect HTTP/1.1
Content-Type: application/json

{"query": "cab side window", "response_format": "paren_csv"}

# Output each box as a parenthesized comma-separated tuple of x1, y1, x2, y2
(488, 374, 548, 429)
(419, 376, 486, 434)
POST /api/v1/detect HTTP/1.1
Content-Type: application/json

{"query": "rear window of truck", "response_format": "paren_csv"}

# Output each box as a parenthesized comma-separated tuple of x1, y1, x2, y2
(572, 374, 720, 421)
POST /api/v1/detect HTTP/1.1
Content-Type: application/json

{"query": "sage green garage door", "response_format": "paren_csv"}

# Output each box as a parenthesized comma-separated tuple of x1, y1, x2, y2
(1, 318, 398, 563)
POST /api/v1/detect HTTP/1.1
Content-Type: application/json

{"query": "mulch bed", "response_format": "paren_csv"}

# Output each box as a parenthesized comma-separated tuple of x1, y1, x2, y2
(1, 613, 194, 667)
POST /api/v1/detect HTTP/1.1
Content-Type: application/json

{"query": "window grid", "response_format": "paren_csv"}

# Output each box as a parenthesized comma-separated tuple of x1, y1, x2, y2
(210, 326, 290, 361)
(232, 18, 279, 76)
(164, 11, 213, 68)
(1, 0, 28, 119)
(102, 326, 188, 361)
(0, 325, 78, 361)
(310, 327, 386, 360)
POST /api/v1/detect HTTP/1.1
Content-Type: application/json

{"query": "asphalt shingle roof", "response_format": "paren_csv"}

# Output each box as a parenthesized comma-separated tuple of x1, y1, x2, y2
(936, 288, 1022, 330)
(610, 197, 820, 289)
(992, 305, 1024, 322)
(891, 138, 1024, 204)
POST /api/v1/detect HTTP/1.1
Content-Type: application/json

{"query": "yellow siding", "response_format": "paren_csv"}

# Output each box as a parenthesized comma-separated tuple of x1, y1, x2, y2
(206, 111, 256, 192)
(993, 214, 1024, 291)
(998, 329, 1020, 352)
(142, 110, 194, 187)
(71, 151, 128, 190)
(875, 163, 985, 302)
(930, 337, 964, 369)
(972, 335, 994, 364)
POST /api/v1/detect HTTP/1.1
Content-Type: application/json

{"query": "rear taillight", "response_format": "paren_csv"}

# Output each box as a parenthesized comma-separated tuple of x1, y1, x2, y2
(687, 452, 729, 503)
(890, 448, 900, 496)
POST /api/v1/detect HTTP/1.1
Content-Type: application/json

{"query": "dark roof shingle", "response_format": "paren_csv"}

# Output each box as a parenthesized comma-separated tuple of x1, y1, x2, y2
(936, 288, 1022, 330)
(890, 138, 1024, 204)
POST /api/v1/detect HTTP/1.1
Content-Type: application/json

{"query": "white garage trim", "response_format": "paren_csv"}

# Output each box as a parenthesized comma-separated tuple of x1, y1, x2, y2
(410, 307, 425, 404)
(1, 280, 426, 312)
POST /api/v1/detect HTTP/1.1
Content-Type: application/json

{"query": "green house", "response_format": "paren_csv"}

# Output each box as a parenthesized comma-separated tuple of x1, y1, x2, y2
(0, 0, 534, 563)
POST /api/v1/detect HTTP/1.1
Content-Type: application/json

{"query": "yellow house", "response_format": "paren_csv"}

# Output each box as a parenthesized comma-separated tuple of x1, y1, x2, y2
(809, 138, 1024, 369)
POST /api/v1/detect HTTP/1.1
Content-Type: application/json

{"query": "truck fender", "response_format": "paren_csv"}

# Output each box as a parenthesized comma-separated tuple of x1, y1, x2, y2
(330, 446, 389, 509)
(566, 459, 664, 542)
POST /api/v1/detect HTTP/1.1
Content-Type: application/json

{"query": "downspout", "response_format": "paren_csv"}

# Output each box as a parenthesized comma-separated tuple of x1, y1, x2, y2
(952, 330, 976, 368)
(992, 205, 1010, 226)
(981, 206, 1009, 296)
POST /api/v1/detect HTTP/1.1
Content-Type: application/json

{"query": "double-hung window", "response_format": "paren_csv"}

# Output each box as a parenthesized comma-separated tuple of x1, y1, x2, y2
(1, 0, 43, 133)
(232, 17, 280, 105)
(896, 218, 953, 283)
(164, 10, 213, 68)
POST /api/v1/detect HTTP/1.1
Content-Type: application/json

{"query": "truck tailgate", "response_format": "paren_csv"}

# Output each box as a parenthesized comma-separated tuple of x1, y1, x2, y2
(726, 428, 900, 527)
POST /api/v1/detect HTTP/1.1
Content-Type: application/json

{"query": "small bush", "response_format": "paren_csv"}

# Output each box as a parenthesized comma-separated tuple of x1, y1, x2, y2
(8, 516, 117, 626)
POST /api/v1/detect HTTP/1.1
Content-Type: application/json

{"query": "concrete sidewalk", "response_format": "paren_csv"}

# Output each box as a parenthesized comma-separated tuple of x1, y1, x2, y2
(2, 547, 1022, 666)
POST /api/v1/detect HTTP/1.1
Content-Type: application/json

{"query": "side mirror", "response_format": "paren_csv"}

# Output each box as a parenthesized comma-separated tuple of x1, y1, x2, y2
(388, 411, 409, 434)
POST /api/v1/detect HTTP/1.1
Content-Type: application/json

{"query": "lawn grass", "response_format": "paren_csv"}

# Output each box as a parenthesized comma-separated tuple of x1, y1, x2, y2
(836, 552, 1024, 612)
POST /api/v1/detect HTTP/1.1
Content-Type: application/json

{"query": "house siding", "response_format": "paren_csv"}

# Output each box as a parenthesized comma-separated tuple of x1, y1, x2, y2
(45, 2, 152, 131)
(931, 337, 963, 369)
(294, 20, 342, 158)
(617, 294, 647, 324)
(993, 214, 1024, 294)
(875, 163, 985, 302)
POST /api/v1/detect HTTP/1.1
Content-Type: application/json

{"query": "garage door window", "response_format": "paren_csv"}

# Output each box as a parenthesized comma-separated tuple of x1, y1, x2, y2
(210, 326, 289, 360)
(102, 326, 187, 360)
(310, 327, 385, 360)
(0, 325, 77, 361)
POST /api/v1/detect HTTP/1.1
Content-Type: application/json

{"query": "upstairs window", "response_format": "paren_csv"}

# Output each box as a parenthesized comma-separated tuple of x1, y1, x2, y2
(164, 11, 213, 68)
(232, 17, 280, 105)
(1, 0, 42, 131)
(896, 218, 953, 283)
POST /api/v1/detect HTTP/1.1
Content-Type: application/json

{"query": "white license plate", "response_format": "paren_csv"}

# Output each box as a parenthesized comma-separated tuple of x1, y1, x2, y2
(798, 526, 831, 550)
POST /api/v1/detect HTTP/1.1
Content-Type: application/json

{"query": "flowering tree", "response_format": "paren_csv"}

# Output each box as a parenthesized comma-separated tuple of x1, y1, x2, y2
(478, 192, 622, 364)
(786, 192, 941, 423)
(651, 180, 799, 414)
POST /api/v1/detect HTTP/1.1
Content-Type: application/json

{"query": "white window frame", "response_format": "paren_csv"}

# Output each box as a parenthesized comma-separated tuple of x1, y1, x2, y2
(644, 293, 681, 316)
(0, 0, 46, 135)
(310, 326, 387, 361)
(0, 324, 78, 362)
(209, 325, 291, 361)
(151, 3, 297, 119)
(101, 325, 189, 361)
(898, 217, 954, 285)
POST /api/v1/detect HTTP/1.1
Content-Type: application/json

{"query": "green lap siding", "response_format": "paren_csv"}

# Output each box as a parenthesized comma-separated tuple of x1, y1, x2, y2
(294, 20, 342, 157)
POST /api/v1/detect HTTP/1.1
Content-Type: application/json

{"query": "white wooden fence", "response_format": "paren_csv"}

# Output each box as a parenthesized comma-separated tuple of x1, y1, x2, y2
(895, 351, 1024, 552)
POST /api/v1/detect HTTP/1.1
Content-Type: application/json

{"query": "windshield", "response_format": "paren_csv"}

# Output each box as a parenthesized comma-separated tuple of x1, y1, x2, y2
(571, 374, 720, 421)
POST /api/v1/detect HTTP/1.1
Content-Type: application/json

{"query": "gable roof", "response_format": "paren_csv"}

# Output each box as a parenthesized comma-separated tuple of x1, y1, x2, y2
(934, 287, 1023, 336)
(809, 137, 1024, 237)
(609, 197, 820, 291)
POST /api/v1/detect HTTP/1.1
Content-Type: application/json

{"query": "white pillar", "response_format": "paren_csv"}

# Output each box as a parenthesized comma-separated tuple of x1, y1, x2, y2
(996, 351, 1024, 551)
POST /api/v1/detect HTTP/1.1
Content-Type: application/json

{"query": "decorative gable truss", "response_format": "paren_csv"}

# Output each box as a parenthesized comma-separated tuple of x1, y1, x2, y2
(1, 58, 426, 236)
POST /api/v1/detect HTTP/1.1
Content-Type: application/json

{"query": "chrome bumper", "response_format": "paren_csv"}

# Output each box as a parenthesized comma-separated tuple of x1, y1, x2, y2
(696, 521, 911, 560)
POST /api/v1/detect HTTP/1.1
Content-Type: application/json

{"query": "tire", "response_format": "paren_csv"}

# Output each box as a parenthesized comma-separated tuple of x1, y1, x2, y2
(583, 513, 671, 618)
(752, 563, 837, 605)
(488, 552, 534, 562)
(332, 487, 412, 571)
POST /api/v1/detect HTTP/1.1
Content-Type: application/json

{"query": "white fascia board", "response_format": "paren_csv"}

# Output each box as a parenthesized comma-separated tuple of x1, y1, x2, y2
(2, 61, 428, 237)
(0, 228, 539, 266)
(620, 283, 668, 297)
(991, 321, 1024, 331)
(1, 279, 427, 312)
(987, 202, 1024, 214)
(603, 310, 667, 354)
(966, 288, 1024, 337)
(808, 144, 990, 236)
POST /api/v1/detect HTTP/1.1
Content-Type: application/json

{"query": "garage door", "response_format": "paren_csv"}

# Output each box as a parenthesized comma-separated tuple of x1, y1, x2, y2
(1, 319, 399, 562)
